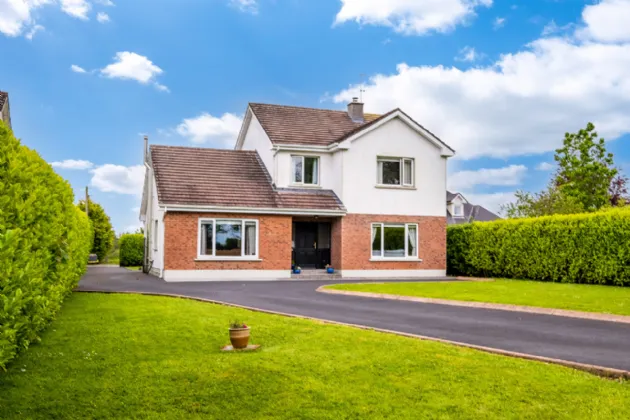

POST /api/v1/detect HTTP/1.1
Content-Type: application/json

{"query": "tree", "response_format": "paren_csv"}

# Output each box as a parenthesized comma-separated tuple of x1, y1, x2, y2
(77, 199, 115, 261)
(554, 122, 617, 211)
(503, 184, 584, 218)
(609, 175, 629, 207)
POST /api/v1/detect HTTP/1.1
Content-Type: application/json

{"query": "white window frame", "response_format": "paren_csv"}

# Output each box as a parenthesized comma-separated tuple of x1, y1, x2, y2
(377, 157, 414, 187)
(291, 155, 320, 186)
(370, 223, 420, 261)
(453, 204, 464, 217)
(153, 220, 158, 251)
(197, 218, 260, 261)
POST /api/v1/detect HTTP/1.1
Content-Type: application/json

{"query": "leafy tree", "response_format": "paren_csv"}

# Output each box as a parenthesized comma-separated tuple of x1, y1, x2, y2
(554, 122, 617, 211)
(503, 184, 584, 218)
(609, 175, 629, 207)
(77, 199, 115, 261)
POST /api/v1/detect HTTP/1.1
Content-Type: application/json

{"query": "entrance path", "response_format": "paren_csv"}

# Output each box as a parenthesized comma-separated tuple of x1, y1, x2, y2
(78, 266, 630, 373)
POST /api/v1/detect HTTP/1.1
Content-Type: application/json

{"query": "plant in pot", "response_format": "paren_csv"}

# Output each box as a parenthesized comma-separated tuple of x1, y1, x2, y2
(325, 264, 334, 274)
(229, 320, 250, 349)
(293, 265, 301, 274)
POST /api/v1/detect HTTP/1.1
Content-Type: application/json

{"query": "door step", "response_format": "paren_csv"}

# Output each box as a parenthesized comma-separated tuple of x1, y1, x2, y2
(291, 269, 341, 280)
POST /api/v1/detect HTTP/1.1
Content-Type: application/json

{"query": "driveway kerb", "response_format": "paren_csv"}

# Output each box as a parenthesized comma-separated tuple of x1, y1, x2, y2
(318, 286, 630, 325)
(76, 288, 630, 380)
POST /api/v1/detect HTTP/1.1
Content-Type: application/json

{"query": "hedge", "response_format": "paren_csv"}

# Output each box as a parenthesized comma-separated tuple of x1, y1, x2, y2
(119, 233, 144, 267)
(447, 208, 630, 286)
(0, 122, 92, 368)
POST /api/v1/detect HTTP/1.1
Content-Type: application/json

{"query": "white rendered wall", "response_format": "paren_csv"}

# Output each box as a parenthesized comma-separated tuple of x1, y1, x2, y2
(147, 173, 165, 275)
(341, 118, 447, 216)
(239, 113, 274, 178)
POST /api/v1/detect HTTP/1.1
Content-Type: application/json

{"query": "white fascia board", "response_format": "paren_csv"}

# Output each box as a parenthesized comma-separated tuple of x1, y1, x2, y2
(272, 144, 336, 154)
(161, 204, 346, 217)
(234, 107, 253, 150)
(340, 111, 455, 157)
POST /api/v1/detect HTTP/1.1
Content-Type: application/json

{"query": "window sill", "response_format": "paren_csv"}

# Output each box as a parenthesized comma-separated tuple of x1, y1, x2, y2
(375, 185, 416, 190)
(289, 184, 322, 189)
(195, 257, 262, 262)
(370, 257, 423, 262)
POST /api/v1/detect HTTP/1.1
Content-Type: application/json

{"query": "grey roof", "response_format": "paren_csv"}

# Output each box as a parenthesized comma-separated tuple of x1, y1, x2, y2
(446, 191, 501, 224)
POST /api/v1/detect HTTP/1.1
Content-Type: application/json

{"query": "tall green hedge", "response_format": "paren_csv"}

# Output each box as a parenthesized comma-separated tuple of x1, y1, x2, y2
(0, 122, 92, 369)
(119, 233, 144, 267)
(447, 208, 630, 286)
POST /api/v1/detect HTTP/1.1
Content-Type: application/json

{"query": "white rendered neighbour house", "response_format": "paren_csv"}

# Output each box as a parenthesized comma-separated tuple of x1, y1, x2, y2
(140, 99, 455, 281)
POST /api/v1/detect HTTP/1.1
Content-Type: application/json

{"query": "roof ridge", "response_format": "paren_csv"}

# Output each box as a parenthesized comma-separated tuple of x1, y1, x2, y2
(150, 145, 255, 153)
(249, 102, 351, 114)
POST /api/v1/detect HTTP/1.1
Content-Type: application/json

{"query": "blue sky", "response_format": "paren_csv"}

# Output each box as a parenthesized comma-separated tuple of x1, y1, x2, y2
(2, 0, 630, 232)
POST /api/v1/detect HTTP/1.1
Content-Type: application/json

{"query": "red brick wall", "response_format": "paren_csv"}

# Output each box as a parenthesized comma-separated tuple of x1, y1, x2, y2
(333, 214, 446, 270)
(163, 212, 292, 270)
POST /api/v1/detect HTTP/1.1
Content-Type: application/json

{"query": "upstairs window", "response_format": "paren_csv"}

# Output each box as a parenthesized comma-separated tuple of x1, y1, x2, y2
(377, 157, 414, 187)
(453, 204, 464, 217)
(292, 156, 319, 185)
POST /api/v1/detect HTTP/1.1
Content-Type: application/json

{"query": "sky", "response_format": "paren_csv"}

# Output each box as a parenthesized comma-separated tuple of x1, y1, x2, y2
(2, 0, 630, 233)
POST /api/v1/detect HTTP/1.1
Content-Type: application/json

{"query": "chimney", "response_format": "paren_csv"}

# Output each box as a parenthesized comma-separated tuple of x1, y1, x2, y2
(143, 135, 149, 164)
(347, 97, 364, 123)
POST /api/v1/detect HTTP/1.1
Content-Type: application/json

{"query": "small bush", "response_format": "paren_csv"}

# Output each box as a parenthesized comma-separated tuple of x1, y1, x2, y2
(0, 122, 92, 368)
(119, 234, 144, 267)
(447, 208, 630, 286)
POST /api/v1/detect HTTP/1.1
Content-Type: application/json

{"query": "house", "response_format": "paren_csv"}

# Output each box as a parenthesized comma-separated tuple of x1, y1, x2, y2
(140, 99, 455, 281)
(0, 91, 11, 130)
(446, 191, 500, 224)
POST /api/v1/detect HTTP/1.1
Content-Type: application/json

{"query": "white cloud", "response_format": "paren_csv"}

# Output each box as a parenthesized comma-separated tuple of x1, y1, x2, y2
(51, 159, 94, 170)
(154, 83, 170, 93)
(536, 162, 554, 171)
(71, 64, 87, 73)
(455, 46, 481, 62)
(541, 20, 574, 37)
(60, 0, 90, 20)
(0, 0, 51, 37)
(334, 0, 493, 36)
(25, 23, 44, 40)
(131, 206, 140, 213)
(464, 192, 515, 214)
(176, 113, 243, 147)
(448, 165, 527, 191)
(333, 0, 630, 160)
(95, 0, 114, 5)
(100, 52, 167, 91)
(229, 0, 258, 14)
(96, 12, 110, 23)
(493, 16, 506, 30)
(90, 164, 145, 195)
(578, 0, 630, 42)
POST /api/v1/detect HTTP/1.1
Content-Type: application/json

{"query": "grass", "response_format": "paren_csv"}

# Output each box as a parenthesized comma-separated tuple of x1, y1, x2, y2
(124, 266, 142, 271)
(326, 280, 630, 316)
(1, 294, 629, 419)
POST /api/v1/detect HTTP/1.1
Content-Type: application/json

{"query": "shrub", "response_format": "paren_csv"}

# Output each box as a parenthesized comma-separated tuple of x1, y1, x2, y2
(77, 199, 115, 261)
(119, 233, 144, 267)
(447, 208, 630, 286)
(0, 122, 92, 368)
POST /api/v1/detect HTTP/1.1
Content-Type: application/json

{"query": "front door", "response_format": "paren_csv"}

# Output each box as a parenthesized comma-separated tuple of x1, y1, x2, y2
(294, 223, 318, 269)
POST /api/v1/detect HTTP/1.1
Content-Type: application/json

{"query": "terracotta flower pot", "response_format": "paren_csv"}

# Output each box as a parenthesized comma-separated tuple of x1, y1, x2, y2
(229, 327, 251, 349)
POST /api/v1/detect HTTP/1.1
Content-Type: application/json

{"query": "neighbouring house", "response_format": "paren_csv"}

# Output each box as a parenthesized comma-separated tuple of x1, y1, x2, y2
(446, 191, 500, 224)
(140, 99, 455, 281)
(0, 91, 11, 130)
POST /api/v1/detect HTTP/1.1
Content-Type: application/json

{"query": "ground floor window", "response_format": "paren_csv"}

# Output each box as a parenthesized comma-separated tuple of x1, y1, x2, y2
(198, 219, 258, 259)
(371, 223, 418, 258)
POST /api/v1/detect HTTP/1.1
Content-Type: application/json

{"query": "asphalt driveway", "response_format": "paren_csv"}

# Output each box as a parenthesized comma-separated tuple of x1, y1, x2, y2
(78, 266, 630, 372)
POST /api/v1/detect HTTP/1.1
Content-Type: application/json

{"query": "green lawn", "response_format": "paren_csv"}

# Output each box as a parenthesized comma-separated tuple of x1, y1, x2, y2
(326, 280, 630, 316)
(1, 294, 628, 419)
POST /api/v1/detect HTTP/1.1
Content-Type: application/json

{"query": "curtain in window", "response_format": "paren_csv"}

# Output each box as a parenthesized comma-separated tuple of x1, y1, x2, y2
(407, 225, 417, 257)
(292, 156, 303, 183)
(377, 161, 383, 184)
(371, 225, 381, 257)
(403, 160, 413, 185)
(200, 223, 213, 256)
(244, 222, 256, 256)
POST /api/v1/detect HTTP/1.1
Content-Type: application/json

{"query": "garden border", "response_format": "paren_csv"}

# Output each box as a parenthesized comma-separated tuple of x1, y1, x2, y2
(76, 289, 630, 380)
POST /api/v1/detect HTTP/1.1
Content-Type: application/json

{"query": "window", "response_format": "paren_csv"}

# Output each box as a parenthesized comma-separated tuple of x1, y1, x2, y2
(153, 220, 158, 250)
(377, 157, 414, 186)
(198, 219, 258, 259)
(453, 204, 464, 217)
(292, 156, 319, 185)
(371, 223, 418, 259)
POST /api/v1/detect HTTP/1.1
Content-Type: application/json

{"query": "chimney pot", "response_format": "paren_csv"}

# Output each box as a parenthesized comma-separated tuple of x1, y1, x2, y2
(348, 98, 364, 123)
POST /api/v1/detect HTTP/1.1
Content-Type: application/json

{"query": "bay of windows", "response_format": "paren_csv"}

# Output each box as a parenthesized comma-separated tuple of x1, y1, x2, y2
(292, 156, 319, 185)
(199, 219, 258, 258)
(371, 223, 418, 258)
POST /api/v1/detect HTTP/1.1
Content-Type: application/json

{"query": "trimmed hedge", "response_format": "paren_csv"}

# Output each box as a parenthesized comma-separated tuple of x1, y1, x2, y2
(447, 208, 630, 286)
(119, 233, 144, 267)
(0, 122, 92, 368)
